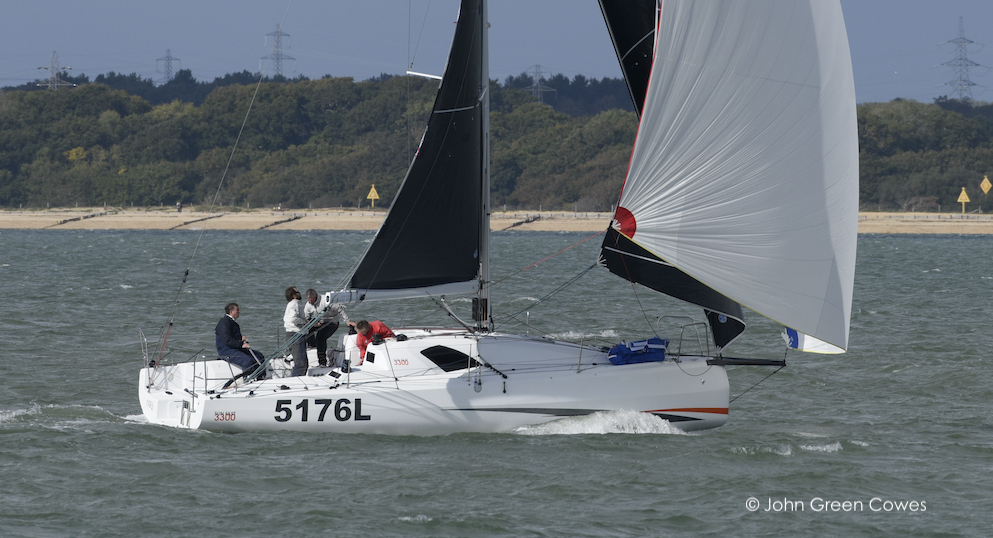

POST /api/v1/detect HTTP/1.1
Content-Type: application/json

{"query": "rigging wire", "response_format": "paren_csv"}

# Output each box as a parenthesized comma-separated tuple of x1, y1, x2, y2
(625, 272, 664, 340)
(407, 1, 412, 169)
(606, 228, 665, 339)
(485, 230, 603, 290)
(351, 227, 602, 332)
(151, 2, 295, 369)
(729, 363, 785, 403)
(408, 0, 434, 73)
(494, 262, 599, 331)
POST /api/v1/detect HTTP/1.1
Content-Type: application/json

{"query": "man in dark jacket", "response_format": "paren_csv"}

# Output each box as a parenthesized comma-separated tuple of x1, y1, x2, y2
(215, 302, 265, 372)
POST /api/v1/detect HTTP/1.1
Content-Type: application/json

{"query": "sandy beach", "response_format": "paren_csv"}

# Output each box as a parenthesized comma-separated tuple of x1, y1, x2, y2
(2, 208, 992, 234)
(0, 208, 611, 232)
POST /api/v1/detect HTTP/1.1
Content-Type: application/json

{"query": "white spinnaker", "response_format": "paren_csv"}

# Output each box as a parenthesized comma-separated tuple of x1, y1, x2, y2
(618, 0, 858, 350)
(782, 328, 846, 354)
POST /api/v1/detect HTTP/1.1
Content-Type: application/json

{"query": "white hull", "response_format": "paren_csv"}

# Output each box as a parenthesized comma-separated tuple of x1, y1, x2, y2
(139, 330, 729, 435)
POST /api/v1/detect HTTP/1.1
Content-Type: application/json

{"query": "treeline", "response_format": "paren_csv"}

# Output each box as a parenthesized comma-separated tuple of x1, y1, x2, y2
(0, 73, 637, 211)
(8, 68, 634, 117)
(3, 70, 993, 213)
(5, 69, 280, 108)
(860, 97, 993, 212)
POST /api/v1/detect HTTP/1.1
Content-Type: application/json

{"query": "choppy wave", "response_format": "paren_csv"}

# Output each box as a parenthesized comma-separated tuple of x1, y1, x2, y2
(3, 230, 991, 537)
(0, 403, 120, 426)
(0, 405, 42, 422)
(799, 441, 843, 453)
(397, 515, 432, 523)
(731, 445, 794, 457)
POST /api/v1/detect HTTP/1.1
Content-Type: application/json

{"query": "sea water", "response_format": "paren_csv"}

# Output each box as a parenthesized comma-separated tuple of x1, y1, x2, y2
(0, 230, 990, 537)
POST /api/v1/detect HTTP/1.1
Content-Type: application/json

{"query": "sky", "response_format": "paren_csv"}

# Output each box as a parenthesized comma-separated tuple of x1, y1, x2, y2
(2, 0, 992, 104)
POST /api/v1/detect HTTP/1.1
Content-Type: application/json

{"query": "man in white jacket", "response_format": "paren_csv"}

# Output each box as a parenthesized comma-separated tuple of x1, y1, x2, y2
(304, 288, 348, 367)
(283, 286, 308, 376)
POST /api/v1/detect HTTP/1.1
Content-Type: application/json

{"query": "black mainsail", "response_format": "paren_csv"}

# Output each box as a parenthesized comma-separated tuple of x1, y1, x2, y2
(349, 0, 487, 303)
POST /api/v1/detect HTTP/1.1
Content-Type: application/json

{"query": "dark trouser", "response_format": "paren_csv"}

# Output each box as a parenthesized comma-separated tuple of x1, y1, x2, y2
(221, 349, 265, 382)
(307, 322, 339, 365)
(287, 331, 308, 376)
(222, 348, 264, 371)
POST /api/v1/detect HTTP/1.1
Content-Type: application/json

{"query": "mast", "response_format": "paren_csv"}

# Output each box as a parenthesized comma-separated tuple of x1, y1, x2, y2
(478, 0, 492, 331)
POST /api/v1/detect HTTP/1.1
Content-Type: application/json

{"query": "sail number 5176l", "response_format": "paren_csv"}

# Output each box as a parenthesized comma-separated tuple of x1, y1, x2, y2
(274, 398, 371, 422)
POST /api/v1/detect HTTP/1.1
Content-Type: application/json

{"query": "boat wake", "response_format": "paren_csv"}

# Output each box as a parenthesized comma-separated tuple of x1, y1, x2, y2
(0, 403, 124, 428)
(513, 409, 688, 436)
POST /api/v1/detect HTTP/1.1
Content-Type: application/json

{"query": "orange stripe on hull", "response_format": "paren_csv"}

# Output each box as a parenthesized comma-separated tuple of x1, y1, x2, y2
(647, 408, 729, 415)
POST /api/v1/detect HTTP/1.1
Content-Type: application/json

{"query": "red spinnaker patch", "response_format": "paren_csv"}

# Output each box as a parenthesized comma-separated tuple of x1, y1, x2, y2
(614, 206, 637, 238)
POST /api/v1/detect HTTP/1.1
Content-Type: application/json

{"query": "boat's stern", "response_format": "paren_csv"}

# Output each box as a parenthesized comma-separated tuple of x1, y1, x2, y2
(139, 360, 245, 429)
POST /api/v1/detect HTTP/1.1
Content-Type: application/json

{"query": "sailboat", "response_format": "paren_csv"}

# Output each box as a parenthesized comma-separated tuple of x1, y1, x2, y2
(138, 0, 857, 434)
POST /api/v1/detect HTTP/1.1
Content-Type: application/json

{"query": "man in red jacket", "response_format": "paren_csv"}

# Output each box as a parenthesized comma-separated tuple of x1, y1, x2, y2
(351, 319, 395, 365)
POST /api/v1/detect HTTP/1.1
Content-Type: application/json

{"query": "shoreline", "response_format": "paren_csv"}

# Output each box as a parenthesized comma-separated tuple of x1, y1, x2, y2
(2, 208, 993, 234)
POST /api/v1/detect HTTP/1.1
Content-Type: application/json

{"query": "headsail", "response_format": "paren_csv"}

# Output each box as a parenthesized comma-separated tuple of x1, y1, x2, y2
(599, 0, 745, 350)
(603, 0, 858, 350)
(346, 0, 487, 304)
(783, 328, 845, 354)
(601, 227, 745, 350)
(597, 0, 658, 116)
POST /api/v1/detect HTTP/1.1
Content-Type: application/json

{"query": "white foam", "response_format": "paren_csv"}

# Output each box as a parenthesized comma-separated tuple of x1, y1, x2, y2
(513, 409, 687, 435)
(1, 404, 120, 425)
(800, 441, 843, 453)
(397, 515, 432, 523)
(768, 445, 794, 457)
(0, 405, 41, 422)
(731, 445, 793, 457)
